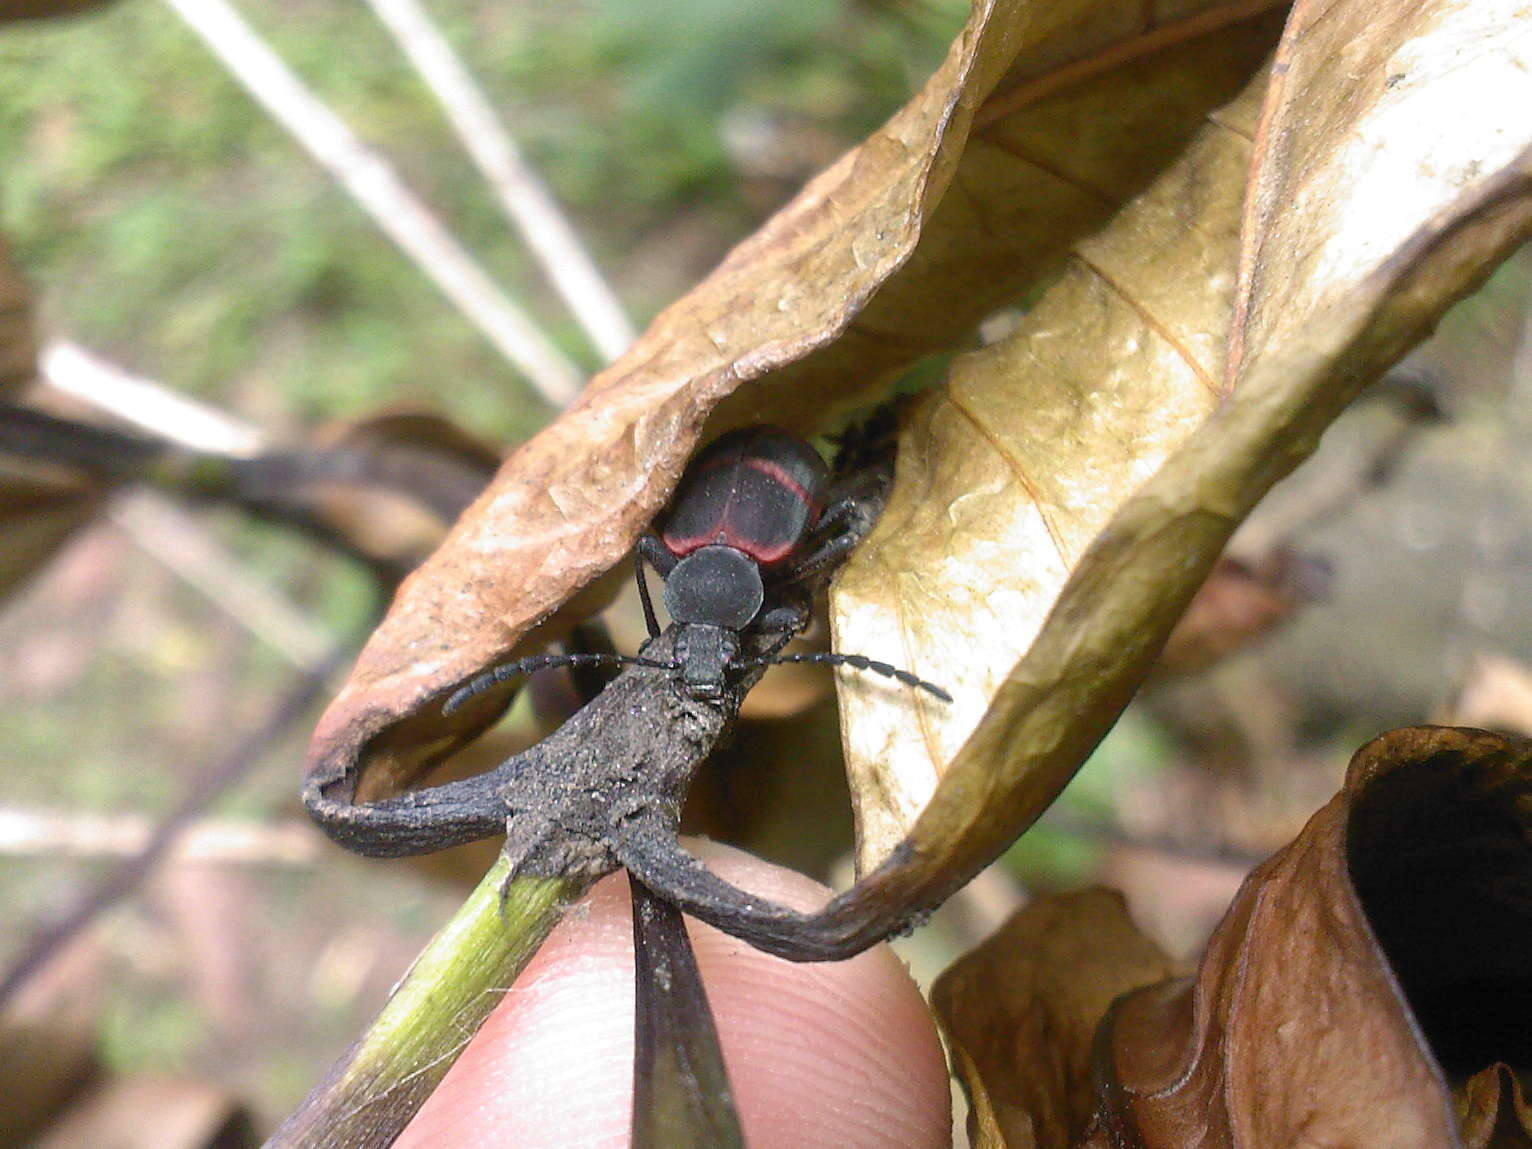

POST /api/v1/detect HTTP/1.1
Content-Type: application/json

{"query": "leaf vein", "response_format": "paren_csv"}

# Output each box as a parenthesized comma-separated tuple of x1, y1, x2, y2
(944, 390, 1071, 567)
(972, 135, 1118, 207)
(1071, 248, 1221, 397)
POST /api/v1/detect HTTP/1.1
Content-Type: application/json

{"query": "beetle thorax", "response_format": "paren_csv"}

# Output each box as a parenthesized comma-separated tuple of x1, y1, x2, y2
(662, 545, 764, 629)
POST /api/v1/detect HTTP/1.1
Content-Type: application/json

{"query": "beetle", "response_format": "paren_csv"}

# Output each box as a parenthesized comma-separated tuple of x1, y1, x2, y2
(445, 425, 947, 713)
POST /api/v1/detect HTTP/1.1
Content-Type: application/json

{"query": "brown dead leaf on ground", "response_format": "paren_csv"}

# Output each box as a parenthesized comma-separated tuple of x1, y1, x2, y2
(931, 727, 1532, 1148)
(0, 455, 104, 605)
(29, 1076, 256, 1149)
(0, 240, 33, 399)
(1082, 726, 1532, 1149)
(0, 240, 106, 602)
(307, 0, 1293, 800)
(1150, 548, 1330, 680)
(235, 410, 501, 580)
(933, 889, 1179, 1149)
(829, 0, 1532, 890)
(1457, 1065, 1532, 1149)
(0, 936, 105, 1147)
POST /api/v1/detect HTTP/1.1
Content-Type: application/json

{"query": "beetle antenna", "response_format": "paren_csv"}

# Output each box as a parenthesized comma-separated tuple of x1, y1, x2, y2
(444, 652, 679, 714)
(749, 652, 952, 702)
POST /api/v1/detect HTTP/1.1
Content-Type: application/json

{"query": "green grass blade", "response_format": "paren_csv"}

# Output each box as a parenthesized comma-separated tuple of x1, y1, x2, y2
(266, 858, 589, 1148)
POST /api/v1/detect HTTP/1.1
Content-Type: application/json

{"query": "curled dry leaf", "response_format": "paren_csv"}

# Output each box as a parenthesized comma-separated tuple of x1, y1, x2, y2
(1456, 1065, 1532, 1149)
(832, 0, 1532, 898)
(0, 454, 104, 603)
(307, 0, 1293, 801)
(1085, 725, 1532, 1149)
(833, 75, 1264, 860)
(932, 889, 1179, 1149)
(931, 727, 1532, 1149)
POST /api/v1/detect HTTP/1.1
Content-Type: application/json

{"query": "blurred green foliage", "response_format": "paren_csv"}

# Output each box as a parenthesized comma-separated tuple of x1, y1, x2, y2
(0, 0, 957, 442)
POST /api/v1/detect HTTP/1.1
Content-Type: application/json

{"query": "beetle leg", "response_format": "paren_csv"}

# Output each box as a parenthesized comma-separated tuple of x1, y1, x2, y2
(816, 495, 861, 531)
(612, 815, 896, 962)
(635, 552, 660, 638)
(636, 534, 675, 637)
(756, 592, 809, 633)
(639, 533, 679, 575)
(773, 493, 876, 588)
(776, 524, 860, 586)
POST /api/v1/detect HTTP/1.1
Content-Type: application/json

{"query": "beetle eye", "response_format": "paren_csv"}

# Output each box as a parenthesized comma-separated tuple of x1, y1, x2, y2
(664, 546, 764, 629)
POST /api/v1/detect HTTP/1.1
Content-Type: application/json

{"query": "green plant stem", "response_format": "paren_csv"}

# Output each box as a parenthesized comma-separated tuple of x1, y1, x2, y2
(265, 859, 590, 1149)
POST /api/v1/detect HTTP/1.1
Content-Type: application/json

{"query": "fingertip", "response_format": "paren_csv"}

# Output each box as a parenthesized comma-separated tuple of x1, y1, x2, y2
(396, 844, 951, 1149)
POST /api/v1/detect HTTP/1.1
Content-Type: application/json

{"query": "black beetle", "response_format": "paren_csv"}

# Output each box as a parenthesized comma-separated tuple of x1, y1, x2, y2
(446, 425, 947, 713)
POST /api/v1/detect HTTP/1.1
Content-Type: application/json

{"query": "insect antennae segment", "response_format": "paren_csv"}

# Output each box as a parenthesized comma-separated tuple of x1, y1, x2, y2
(443, 652, 679, 714)
(747, 651, 952, 702)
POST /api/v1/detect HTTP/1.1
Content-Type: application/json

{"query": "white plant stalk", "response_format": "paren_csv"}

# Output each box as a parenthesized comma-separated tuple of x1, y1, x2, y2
(161, 0, 584, 407)
(41, 340, 265, 457)
(366, 0, 636, 361)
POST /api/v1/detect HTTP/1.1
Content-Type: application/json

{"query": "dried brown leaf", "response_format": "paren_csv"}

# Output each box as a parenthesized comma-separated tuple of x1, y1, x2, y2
(833, 74, 1264, 861)
(307, 0, 1290, 797)
(0, 456, 103, 605)
(1458, 1065, 1532, 1149)
(253, 410, 501, 577)
(831, 0, 1532, 885)
(0, 239, 33, 400)
(928, 728, 1532, 1149)
(1085, 726, 1532, 1149)
(0, 248, 101, 602)
(29, 1076, 255, 1149)
(933, 889, 1179, 1149)
(0, 937, 104, 1147)
(711, 0, 1291, 434)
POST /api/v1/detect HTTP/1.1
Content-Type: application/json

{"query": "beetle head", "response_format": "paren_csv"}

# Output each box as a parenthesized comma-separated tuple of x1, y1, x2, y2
(673, 623, 740, 700)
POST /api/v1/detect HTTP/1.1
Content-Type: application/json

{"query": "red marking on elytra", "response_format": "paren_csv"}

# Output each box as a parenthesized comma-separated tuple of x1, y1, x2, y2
(719, 522, 795, 564)
(663, 524, 797, 564)
(661, 431, 824, 566)
(741, 456, 815, 506)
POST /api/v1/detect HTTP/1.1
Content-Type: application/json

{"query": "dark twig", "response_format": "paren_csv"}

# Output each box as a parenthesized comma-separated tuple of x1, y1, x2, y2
(0, 404, 497, 587)
(630, 876, 745, 1149)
